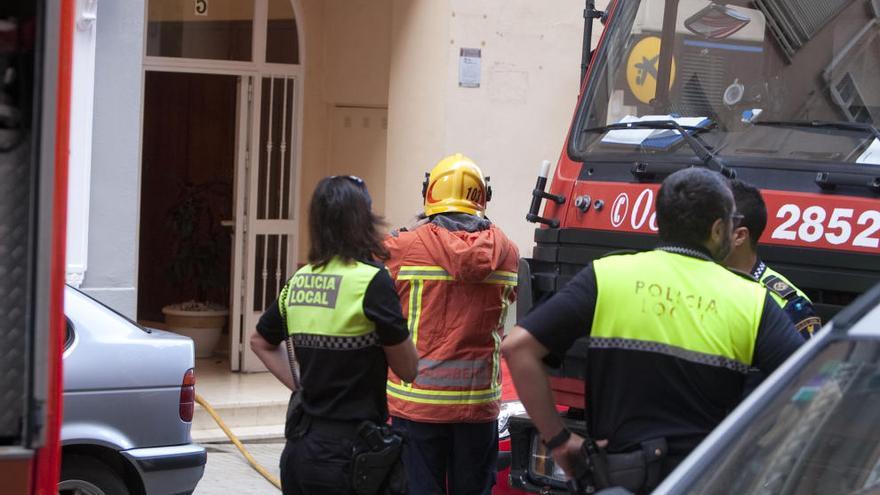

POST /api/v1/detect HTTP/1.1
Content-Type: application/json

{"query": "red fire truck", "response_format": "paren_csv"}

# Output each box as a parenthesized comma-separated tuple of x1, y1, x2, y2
(510, 0, 880, 492)
(0, 0, 72, 493)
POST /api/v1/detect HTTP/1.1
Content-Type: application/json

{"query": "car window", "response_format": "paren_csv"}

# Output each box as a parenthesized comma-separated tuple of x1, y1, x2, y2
(689, 339, 880, 495)
(67, 285, 151, 334)
(64, 318, 73, 350)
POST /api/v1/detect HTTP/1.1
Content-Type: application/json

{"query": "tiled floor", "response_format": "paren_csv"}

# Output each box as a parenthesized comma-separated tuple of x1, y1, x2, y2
(195, 357, 289, 405)
(193, 357, 290, 442)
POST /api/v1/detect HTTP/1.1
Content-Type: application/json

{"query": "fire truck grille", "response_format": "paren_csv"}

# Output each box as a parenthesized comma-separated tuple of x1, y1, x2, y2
(670, 50, 726, 119)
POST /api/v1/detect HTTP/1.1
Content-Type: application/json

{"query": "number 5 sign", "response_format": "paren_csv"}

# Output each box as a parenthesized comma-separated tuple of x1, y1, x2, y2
(195, 0, 208, 16)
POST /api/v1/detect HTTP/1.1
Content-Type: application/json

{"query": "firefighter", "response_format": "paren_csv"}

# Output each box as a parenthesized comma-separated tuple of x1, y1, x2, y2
(250, 176, 418, 495)
(502, 168, 804, 494)
(724, 179, 822, 339)
(385, 154, 519, 495)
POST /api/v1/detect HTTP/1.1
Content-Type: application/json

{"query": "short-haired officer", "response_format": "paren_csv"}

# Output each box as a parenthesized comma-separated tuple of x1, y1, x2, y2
(502, 168, 804, 494)
(724, 179, 822, 339)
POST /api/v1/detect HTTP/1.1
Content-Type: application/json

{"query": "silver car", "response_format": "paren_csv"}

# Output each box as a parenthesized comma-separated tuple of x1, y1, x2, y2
(59, 286, 206, 495)
(654, 284, 880, 495)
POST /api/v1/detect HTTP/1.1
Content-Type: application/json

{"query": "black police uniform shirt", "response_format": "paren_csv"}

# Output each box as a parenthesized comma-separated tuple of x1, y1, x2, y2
(518, 245, 805, 456)
(257, 260, 410, 423)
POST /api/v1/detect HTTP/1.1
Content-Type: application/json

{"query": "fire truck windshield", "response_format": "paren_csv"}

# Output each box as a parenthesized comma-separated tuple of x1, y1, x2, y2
(569, 0, 880, 168)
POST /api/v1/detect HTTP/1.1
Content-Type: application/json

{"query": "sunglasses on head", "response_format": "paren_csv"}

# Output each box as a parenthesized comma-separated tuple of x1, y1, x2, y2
(731, 212, 745, 228)
(330, 175, 364, 185)
(329, 175, 371, 207)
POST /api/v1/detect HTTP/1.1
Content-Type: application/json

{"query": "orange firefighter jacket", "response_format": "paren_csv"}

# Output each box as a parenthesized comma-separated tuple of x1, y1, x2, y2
(385, 217, 519, 423)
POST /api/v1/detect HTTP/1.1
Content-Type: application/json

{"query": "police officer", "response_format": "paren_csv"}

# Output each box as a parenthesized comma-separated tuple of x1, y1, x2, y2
(724, 179, 822, 339)
(250, 176, 418, 495)
(502, 168, 804, 494)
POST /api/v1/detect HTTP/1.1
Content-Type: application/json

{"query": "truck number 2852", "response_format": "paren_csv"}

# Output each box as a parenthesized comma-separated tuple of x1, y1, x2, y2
(772, 204, 880, 249)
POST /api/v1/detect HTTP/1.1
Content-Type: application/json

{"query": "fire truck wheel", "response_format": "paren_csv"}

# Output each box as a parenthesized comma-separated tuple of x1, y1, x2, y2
(58, 454, 130, 495)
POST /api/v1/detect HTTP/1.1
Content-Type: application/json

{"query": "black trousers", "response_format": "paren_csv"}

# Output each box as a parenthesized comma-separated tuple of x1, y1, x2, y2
(391, 417, 498, 495)
(280, 430, 356, 495)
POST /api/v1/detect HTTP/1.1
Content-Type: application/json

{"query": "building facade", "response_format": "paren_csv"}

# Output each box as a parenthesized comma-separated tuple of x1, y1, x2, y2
(68, 0, 604, 371)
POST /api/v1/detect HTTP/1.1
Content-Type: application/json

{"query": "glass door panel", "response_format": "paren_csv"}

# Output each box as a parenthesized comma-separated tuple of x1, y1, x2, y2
(147, 0, 254, 61)
(266, 0, 299, 64)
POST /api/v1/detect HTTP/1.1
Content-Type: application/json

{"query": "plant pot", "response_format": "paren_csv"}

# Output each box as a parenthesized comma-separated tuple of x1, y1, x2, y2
(162, 302, 229, 358)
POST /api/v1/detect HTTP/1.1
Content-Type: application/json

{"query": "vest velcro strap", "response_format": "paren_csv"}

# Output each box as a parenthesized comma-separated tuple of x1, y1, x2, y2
(763, 275, 797, 300)
(588, 337, 751, 374)
(386, 381, 501, 405)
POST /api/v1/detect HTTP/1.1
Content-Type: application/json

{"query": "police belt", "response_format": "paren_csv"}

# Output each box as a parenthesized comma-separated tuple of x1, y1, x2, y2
(307, 415, 363, 437)
(603, 438, 668, 494)
(284, 391, 362, 440)
(286, 407, 405, 495)
(570, 438, 670, 495)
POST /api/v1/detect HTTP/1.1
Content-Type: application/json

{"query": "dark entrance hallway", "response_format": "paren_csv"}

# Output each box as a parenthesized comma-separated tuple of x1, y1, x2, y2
(138, 71, 238, 323)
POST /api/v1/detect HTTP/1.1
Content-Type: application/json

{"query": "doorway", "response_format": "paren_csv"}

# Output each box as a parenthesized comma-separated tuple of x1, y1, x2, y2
(138, 70, 300, 371)
(141, 0, 303, 372)
(138, 71, 238, 344)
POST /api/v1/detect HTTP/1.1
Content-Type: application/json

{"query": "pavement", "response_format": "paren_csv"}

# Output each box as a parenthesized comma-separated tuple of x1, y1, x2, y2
(194, 440, 284, 494)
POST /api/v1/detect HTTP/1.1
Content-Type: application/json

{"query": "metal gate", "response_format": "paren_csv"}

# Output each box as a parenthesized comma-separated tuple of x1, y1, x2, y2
(230, 75, 300, 371)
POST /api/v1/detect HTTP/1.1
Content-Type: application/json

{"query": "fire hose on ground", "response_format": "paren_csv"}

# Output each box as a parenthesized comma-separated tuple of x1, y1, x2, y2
(195, 393, 283, 491)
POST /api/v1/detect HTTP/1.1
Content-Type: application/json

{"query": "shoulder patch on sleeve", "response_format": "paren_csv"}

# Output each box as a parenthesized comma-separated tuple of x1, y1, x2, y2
(763, 274, 797, 300)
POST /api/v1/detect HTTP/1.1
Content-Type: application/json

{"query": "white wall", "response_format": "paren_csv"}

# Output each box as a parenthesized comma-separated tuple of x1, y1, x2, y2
(297, 0, 393, 260)
(385, 0, 608, 256)
(80, 0, 145, 317)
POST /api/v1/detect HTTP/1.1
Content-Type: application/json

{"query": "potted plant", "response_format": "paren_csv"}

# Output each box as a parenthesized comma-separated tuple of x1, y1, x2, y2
(161, 181, 230, 358)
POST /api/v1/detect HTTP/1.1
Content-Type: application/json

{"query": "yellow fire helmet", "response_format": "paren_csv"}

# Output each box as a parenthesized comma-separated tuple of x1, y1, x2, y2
(422, 153, 492, 217)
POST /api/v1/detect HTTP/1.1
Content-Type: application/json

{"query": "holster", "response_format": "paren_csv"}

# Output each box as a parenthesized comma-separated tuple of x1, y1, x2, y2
(350, 421, 405, 495)
(284, 391, 309, 441)
(604, 438, 668, 494)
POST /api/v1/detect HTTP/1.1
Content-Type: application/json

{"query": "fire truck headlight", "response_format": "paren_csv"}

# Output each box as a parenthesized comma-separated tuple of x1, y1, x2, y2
(529, 432, 568, 485)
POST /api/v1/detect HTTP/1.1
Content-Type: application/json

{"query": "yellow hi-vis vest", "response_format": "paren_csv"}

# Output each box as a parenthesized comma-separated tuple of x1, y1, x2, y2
(592, 250, 765, 372)
(279, 258, 379, 340)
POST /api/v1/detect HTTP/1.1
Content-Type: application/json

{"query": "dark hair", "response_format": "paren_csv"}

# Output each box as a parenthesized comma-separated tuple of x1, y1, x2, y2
(729, 179, 767, 248)
(308, 176, 388, 268)
(656, 168, 734, 245)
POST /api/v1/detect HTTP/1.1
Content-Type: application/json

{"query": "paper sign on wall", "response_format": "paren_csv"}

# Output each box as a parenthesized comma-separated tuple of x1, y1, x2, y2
(857, 138, 880, 165)
(459, 48, 481, 88)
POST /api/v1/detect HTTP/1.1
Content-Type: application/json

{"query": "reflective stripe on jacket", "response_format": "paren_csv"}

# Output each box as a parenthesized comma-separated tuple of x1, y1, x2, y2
(385, 220, 519, 423)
